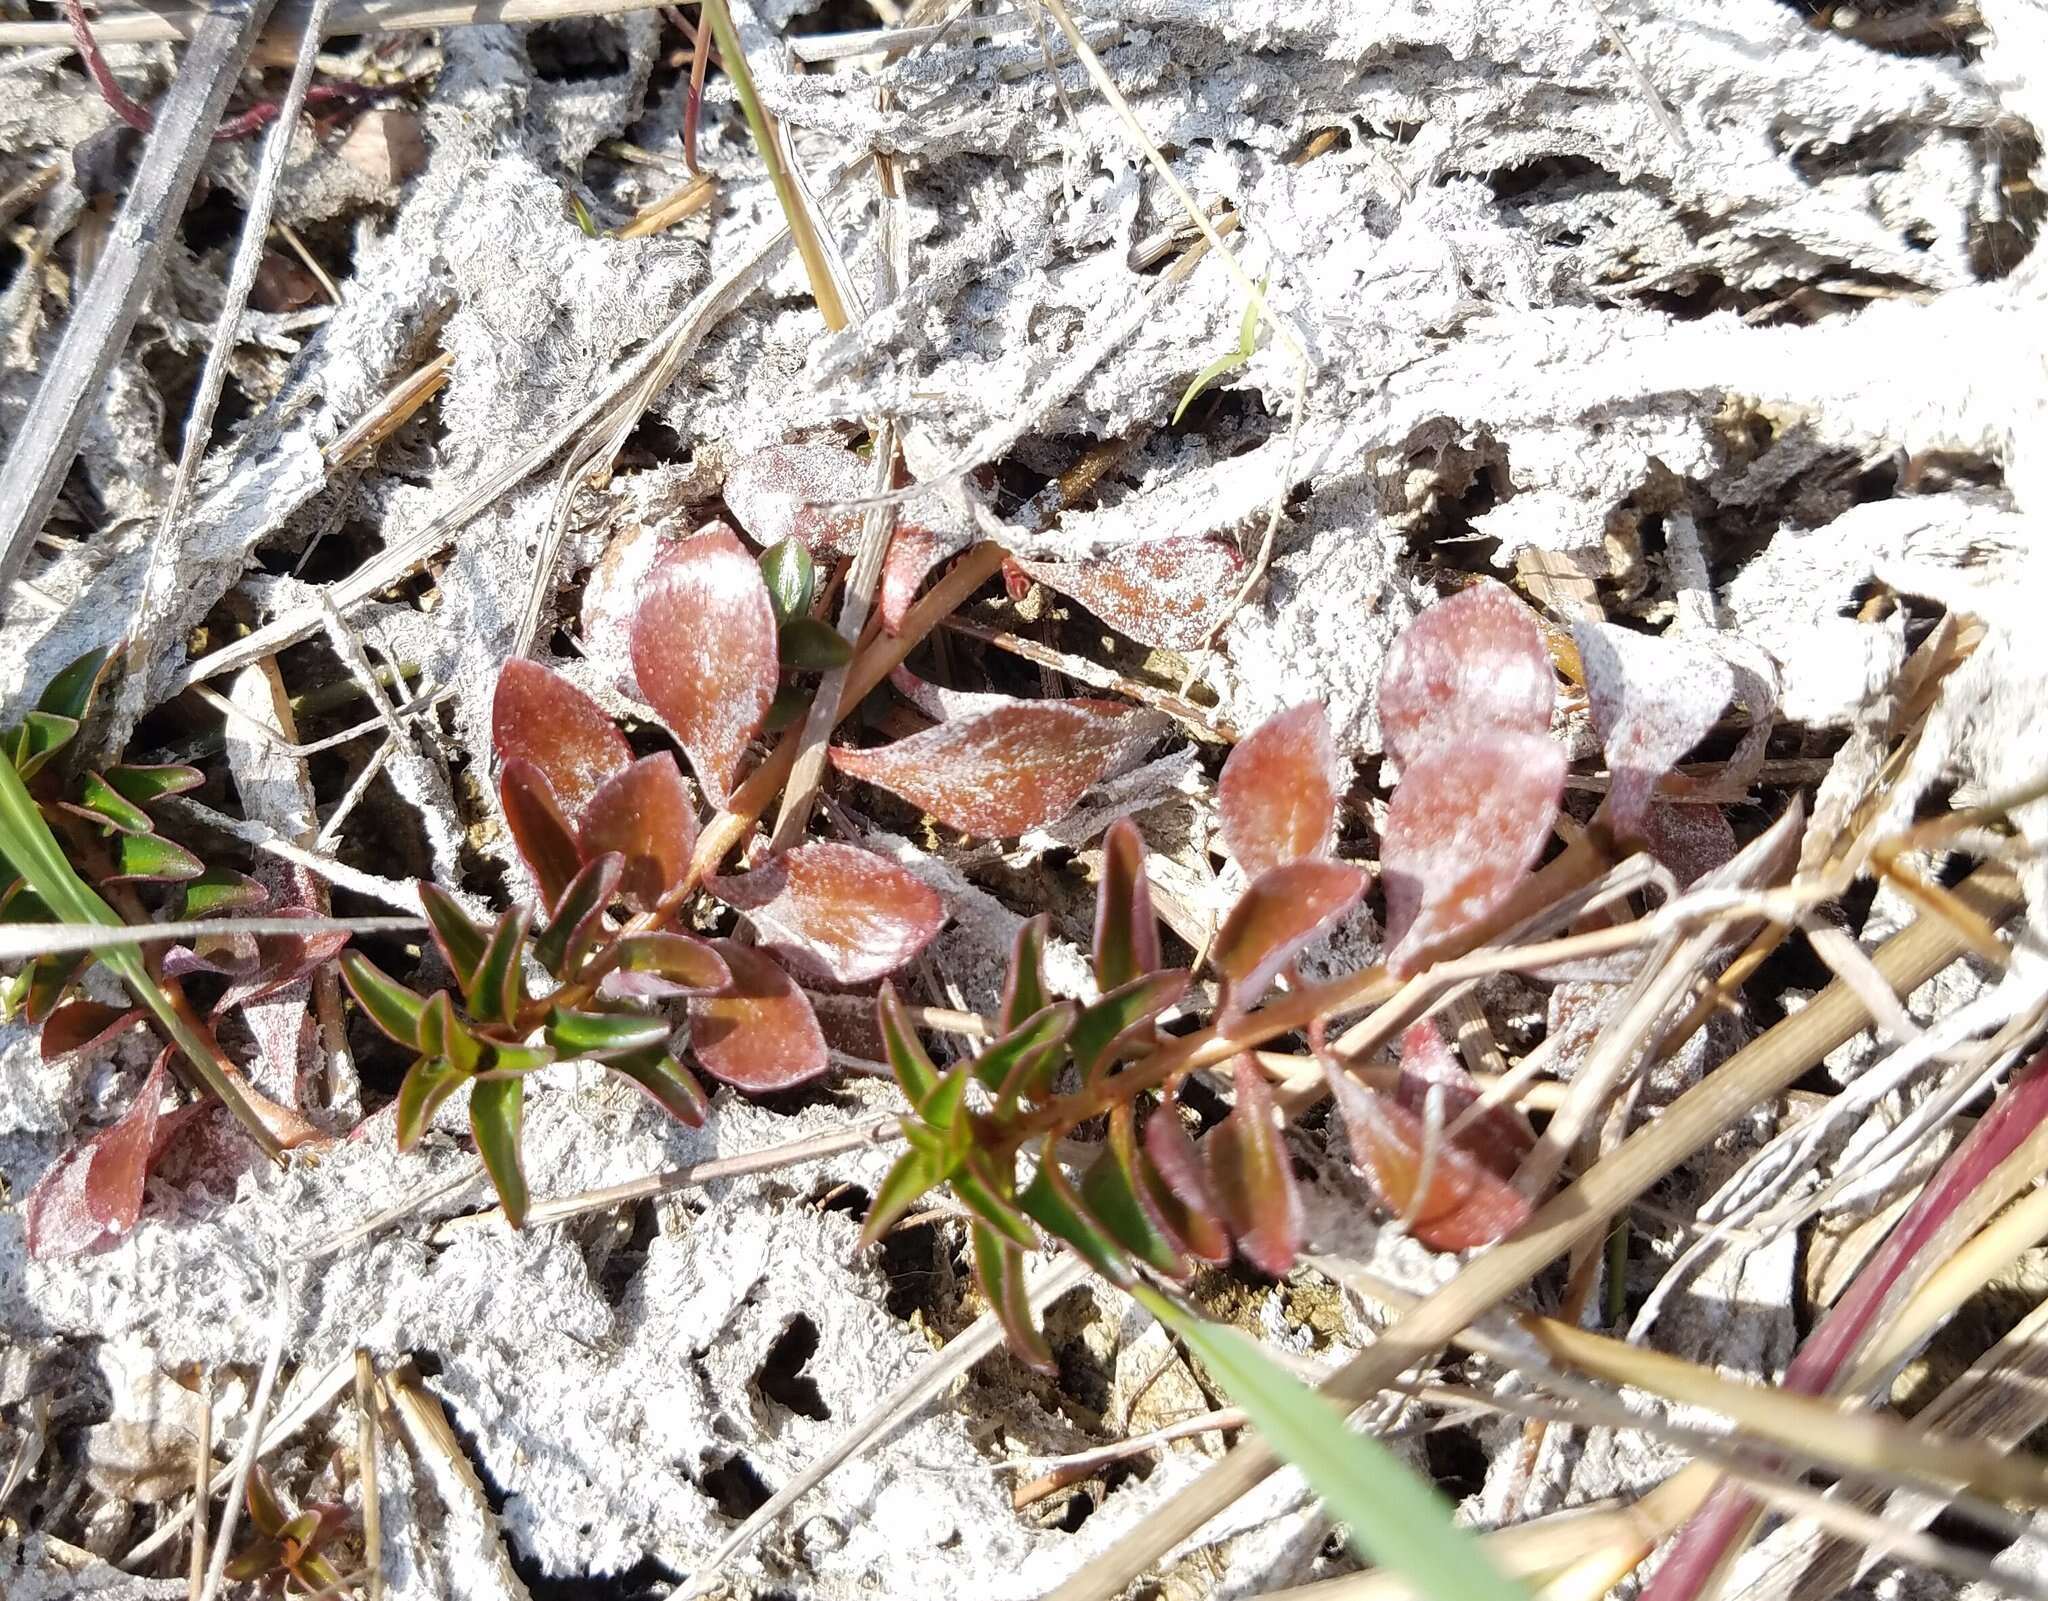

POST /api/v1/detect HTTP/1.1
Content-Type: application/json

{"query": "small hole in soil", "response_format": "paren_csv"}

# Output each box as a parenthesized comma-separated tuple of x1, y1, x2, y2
(527, 18, 631, 83)
(756, 1315, 830, 1421)
(1056, 1490, 1096, 1532)
(700, 1452, 773, 1519)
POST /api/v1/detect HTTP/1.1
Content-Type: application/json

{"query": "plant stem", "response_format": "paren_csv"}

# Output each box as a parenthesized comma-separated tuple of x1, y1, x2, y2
(696, 0, 847, 329)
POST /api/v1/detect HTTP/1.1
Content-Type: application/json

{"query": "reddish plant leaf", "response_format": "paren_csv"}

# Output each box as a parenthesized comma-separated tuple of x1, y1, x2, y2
(491, 659, 632, 819)
(1204, 1057, 1303, 1277)
(1212, 859, 1370, 1009)
(830, 701, 1165, 838)
(581, 520, 672, 697)
(1643, 800, 1737, 889)
(1324, 1050, 1532, 1251)
(1217, 702, 1345, 879)
(878, 525, 947, 634)
(631, 524, 779, 806)
(888, 666, 1018, 723)
(1394, 1022, 1535, 1177)
(26, 1059, 167, 1259)
(1015, 536, 1244, 652)
(723, 442, 868, 555)
(687, 940, 829, 1092)
(1093, 817, 1160, 992)
(214, 921, 353, 1013)
(973, 1223, 1056, 1374)
(39, 1001, 144, 1060)
(1574, 622, 1736, 838)
(1378, 580, 1555, 769)
(498, 759, 583, 909)
(578, 753, 698, 910)
(707, 842, 945, 985)
(1381, 730, 1565, 975)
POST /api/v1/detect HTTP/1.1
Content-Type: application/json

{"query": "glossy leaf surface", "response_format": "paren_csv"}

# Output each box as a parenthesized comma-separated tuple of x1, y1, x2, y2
(1079, 1105, 1190, 1278)
(861, 1145, 946, 1245)
(1093, 818, 1160, 992)
(1071, 969, 1188, 1082)
(759, 536, 816, 625)
(1019, 1145, 1132, 1285)
(709, 842, 945, 985)
(545, 1006, 671, 1061)
(1204, 1058, 1302, 1277)
(687, 939, 829, 1092)
(578, 754, 697, 911)
(1381, 730, 1565, 975)
(607, 1048, 710, 1126)
(1000, 915, 1050, 1034)
(38, 1001, 143, 1060)
(1213, 859, 1369, 1008)
(499, 759, 583, 909)
(470, 1075, 529, 1227)
(976, 1000, 1077, 1105)
(339, 951, 428, 1048)
(630, 524, 779, 807)
(973, 1223, 1056, 1373)
(614, 932, 731, 993)
(830, 701, 1163, 838)
(1379, 581, 1555, 768)
(1576, 622, 1736, 837)
(491, 658, 632, 817)
(468, 906, 529, 1027)
(1216, 702, 1345, 878)
(532, 852, 623, 976)
(105, 832, 204, 883)
(395, 1056, 466, 1151)
(878, 983, 939, 1105)
(418, 883, 489, 989)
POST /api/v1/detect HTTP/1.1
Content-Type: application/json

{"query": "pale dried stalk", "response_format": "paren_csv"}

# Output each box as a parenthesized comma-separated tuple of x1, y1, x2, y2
(196, 1284, 291, 1601)
(187, 1368, 212, 1599)
(354, 1352, 383, 1601)
(1044, 867, 2023, 1601)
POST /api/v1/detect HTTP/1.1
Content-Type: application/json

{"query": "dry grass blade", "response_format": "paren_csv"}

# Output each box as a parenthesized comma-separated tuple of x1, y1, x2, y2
(195, 1281, 290, 1601)
(355, 1351, 384, 1601)
(1044, 866, 2023, 1601)
(324, 352, 454, 468)
(1, 913, 423, 962)
(187, 1367, 212, 1599)
(384, 1367, 534, 1599)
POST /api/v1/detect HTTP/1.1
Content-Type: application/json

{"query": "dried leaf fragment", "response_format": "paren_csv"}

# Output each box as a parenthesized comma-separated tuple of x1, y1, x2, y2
(1575, 622, 1736, 836)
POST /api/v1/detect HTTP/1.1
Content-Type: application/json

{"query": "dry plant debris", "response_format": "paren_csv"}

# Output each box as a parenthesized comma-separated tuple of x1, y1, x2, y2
(3, 1, 2048, 1599)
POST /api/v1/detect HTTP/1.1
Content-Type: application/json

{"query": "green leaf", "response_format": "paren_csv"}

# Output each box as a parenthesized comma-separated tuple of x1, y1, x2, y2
(339, 951, 428, 1048)
(104, 831, 204, 883)
(1000, 915, 1049, 1033)
(37, 645, 117, 722)
(973, 1223, 1055, 1374)
(1079, 1104, 1189, 1279)
(1093, 817, 1159, 992)
(545, 1006, 671, 1061)
(763, 683, 809, 733)
(181, 866, 267, 917)
(860, 1144, 944, 1246)
(920, 1058, 976, 1150)
(394, 1056, 466, 1150)
(954, 1146, 1037, 1249)
(1019, 1144, 1131, 1285)
(101, 764, 203, 807)
(1172, 272, 1267, 424)
(778, 617, 853, 670)
(615, 932, 731, 991)
(416, 990, 482, 1075)
(760, 537, 816, 626)
(977, 999, 1077, 1102)
(0, 751, 281, 1159)
(877, 983, 939, 1105)
(419, 883, 489, 990)
(8, 713, 78, 779)
(606, 1048, 710, 1126)
(1134, 1283, 1529, 1601)
(470, 1075, 529, 1226)
(468, 906, 530, 1026)
(475, 1041, 556, 1077)
(21, 952, 87, 1025)
(532, 853, 621, 977)
(64, 772, 153, 836)
(1071, 969, 1187, 1082)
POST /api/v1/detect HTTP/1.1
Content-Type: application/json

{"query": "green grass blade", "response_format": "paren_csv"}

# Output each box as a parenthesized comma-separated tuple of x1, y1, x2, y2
(0, 755, 283, 1160)
(1133, 1283, 1526, 1601)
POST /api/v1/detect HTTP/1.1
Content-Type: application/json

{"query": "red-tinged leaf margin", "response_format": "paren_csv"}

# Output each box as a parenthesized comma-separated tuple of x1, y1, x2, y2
(973, 1222, 1057, 1373)
(1094, 817, 1160, 993)
(629, 524, 779, 807)
(470, 1075, 528, 1227)
(1212, 858, 1369, 1011)
(1378, 580, 1555, 769)
(1000, 914, 1051, 1033)
(1324, 1051, 1532, 1251)
(828, 701, 1164, 839)
(394, 1056, 466, 1152)
(39, 1001, 145, 1061)
(25, 1057, 167, 1259)
(707, 842, 946, 986)
(687, 939, 829, 1093)
(499, 759, 584, 910)
(1205, 1057, 1303, 1277)
(578, 754, 698, 911)
(1381, 729, 1566, 976)
(491, 658, 633, 818)
(1217, 702, 1345, 879)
